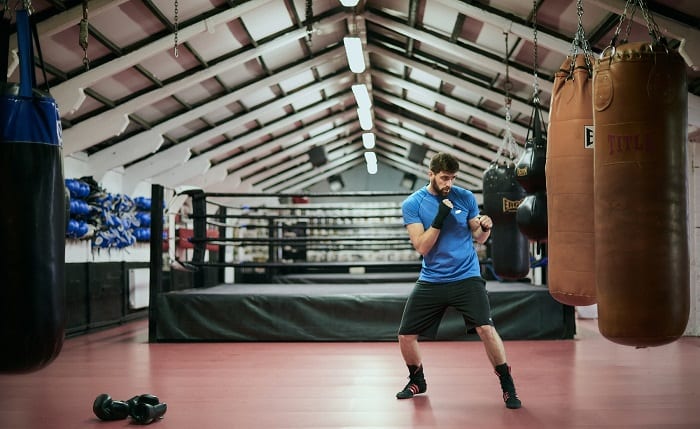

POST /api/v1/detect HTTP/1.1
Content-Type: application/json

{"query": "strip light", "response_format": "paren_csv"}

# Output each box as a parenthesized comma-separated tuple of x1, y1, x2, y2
(362, 133, 375, 149)
(339, 0, 360, 6)
(357, 107, 373, 130)
(351, 84, 372, 110)
(343, 37, 366, 73)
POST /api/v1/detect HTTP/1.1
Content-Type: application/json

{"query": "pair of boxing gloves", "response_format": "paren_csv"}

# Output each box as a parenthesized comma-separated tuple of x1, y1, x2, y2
(93, 393, 167, 424)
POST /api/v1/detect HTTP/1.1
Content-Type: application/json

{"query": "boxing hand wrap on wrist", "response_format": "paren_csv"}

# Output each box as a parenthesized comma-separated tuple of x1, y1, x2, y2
(431, 201, 451, 229)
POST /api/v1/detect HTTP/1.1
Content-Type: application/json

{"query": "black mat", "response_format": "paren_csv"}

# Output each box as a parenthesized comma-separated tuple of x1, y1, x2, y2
(154, 280, 574, 342)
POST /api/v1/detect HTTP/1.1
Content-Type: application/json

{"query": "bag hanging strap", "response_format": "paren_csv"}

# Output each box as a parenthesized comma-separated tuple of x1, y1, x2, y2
(16, 9, 34, 97)
(15, 9, 50, 97)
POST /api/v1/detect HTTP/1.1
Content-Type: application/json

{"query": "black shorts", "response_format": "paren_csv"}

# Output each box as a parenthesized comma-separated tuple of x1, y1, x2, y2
(398, 276, 493, 339)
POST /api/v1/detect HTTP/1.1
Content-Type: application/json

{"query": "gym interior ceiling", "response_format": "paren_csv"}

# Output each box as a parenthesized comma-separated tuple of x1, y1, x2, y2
(7, 0, 699, 194)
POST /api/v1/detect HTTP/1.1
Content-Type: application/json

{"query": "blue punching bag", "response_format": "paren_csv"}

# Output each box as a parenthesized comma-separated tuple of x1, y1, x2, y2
(0, 10, 66, 373)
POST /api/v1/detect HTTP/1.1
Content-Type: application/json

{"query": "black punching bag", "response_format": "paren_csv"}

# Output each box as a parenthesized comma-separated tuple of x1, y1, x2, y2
(483, 162, 529, 280)
(515, 106, 547, 193)
(0, 10, 66, 373)
(515, 105, 548, 242)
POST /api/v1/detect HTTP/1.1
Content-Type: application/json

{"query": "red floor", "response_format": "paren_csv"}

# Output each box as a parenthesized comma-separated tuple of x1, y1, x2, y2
(1, 318, 699, 429)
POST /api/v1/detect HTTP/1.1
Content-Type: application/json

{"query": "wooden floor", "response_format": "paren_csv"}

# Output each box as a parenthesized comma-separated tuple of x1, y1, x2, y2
(1, 317, 699, 429)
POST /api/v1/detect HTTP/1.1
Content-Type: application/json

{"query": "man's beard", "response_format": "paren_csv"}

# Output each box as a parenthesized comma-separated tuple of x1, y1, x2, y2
(430, 178, 450, 197)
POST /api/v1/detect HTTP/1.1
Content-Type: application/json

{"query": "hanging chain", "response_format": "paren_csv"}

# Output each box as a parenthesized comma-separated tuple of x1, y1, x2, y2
(621, 4, 637, 44)
(22, 0, 33, 14)
(305, 0, 313, 44)
(608, 0, 630, 50)
(607, 0, 666, 52)
(569, 0, 593, 75)
(173, 0, 179, 57)
(79, 0, 89, 70)
(531, 0, 539, 104)
(495, 31, 519, 163)
(637, 0, 665, 45)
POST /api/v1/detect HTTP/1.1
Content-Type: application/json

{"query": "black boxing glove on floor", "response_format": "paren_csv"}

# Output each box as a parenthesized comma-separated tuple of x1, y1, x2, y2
(431, 201, 451, 229)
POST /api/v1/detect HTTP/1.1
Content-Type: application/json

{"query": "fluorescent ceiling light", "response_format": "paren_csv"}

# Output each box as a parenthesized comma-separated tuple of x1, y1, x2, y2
(362, 133, 375, 149)
(367, 162, 378, 174)
(343, 37, 366, 73)
(339, 0, 360, 6)
(351, 84, 371, 110)
(357, 107, 373, 130)
(364, 151, 377, 164)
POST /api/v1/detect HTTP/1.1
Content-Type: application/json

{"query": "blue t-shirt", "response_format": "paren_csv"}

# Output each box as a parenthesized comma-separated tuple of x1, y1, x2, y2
(402, 185, 481, 282)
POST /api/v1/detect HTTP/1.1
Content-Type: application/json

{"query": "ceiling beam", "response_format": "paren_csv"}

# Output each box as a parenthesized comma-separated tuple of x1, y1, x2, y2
(127, 94, 353, 190)
(366, 44, 533, 117)
(373, 106, 503, 168)
(375, 90, 504, 148)
(371, 69, 529, 138)
(53, 0, 277, 115)
(266, 143, 366, 193)
(61, 9, 349, 154)
(249, 136, 360, 191)
(364, 10, 554, 94)
(88, 54, 350, 176)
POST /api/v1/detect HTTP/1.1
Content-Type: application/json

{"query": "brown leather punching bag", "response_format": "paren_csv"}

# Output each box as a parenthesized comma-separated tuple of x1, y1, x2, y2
(546, 54, 596, 306)
(593, 42, 689, 347)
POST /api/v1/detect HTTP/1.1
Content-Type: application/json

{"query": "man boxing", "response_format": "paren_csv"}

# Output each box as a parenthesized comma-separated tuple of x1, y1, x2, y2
(395, 152, 522, 409)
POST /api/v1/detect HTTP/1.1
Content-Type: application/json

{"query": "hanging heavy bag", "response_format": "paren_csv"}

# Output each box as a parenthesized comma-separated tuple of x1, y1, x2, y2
(0, 10, 66, 373)
(546, 53, 596, 306)
(593, 38, 689, 347)
(482, 162, 529, 280)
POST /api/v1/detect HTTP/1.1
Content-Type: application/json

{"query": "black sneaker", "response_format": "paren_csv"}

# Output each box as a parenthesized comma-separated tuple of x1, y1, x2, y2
(502, 390, 522, 409)
(495, 365, 522, 409)
(396, 378, 427, 399)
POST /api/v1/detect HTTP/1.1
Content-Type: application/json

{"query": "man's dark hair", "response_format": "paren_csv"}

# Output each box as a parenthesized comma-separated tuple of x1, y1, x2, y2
(429, 152, 459, 174)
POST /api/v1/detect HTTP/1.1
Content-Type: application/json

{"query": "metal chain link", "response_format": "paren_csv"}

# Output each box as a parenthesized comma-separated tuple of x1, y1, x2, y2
(494, 32, 519, 163)
(79, 0, 89, 70)
(22, 0, 33, 14)
(305, 0, 313, 44)
(173, 0, 179, 58)
(531, 0, 539, 104)
(621, 5, 637, 44)
(608, 0, 632, 50)
(637, 0, 665, 45)
(607, 0, 666, 53)
(569, 0, 593, 74)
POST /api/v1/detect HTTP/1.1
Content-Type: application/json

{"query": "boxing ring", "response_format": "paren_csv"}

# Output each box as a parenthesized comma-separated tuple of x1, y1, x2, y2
(147, 186, 575, 342)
